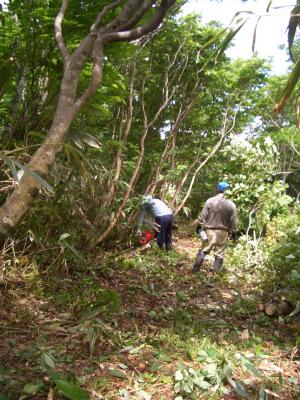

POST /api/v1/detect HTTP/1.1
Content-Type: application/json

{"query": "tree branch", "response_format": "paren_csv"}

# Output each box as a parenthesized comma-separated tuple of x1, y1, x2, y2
(74, 36, 104, 111)
(174, 108, 236, 216)
(103, 0, 176, 43)
(54, 0, 70, 62)
(101, 0, 144, 34)
(116, 0, 154, 32)
(91, 0, 123, 33)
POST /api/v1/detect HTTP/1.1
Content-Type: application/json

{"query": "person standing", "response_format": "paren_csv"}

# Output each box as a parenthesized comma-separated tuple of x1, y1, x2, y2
(193, 181, 237, 272)
(136, 195, 173, 251)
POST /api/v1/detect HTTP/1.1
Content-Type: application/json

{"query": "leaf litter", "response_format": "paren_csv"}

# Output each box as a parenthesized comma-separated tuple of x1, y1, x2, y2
(0, 231, 299, 399)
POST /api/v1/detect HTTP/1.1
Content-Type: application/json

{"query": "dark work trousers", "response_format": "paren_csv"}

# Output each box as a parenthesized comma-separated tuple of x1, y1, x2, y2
(155, 214, 173, 250)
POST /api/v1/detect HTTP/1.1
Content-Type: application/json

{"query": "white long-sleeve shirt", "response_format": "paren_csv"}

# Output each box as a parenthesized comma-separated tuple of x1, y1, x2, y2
(137, 198, 172, 229)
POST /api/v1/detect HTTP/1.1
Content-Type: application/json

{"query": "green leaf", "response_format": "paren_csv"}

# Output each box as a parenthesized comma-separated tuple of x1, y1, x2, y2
(194, 377, 211, 390)
(27, 130, 45, 139)
(287, 4, 300, 62)
(221, 362, 232, 379)
(55, 380, 90, 400)
(274, 57, 300, 114)
(215, 19, 248, 62)
(13, 158, 54, 192)
(289, 301, 300, 317)
(1, 153, 18, 181)
(289, 376, 298, 385)
(259, 384, 268, 400)
(266, 0, 273, 13)
(119, 389, 130, 400)
(174, 381, 181, 394)
(252, 16, 261, 53)
(80, 306, 102, 321)
(109, 369, 128, 379)
(1, 153, 53, 191)
(80, 132, 101, 149)
(63, 143, 94, 170)
(61, 240, 83, 259)
(206, 347, 218, 358)
(198, 350, 208, 360)
(87, 326, 96, 356)
(174, 370, 184, 381)
(241, 356, 261, 377)
(42, 352, 55, 369)
(23, 383, 42, 395)
(228, 378, 251, 400)
(202, 363, 217, 377)
(59, 233, 71, 240)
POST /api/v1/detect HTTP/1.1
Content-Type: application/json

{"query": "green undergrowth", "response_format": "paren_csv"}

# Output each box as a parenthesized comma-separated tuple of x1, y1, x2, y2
(0, 238, 299, 399)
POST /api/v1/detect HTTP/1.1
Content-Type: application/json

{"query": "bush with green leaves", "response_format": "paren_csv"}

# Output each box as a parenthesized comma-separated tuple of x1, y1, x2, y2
(227, 202, 300, 303)
(263, 207, 300, 293)
(223, 136, 293, 234)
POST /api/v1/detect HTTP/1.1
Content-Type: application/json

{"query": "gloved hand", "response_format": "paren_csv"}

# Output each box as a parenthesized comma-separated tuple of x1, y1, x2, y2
(231, 231, 238, 242)
(195, 224, 202, 234)
(153, 222, 161, 233)
(137, 229, 142, 237)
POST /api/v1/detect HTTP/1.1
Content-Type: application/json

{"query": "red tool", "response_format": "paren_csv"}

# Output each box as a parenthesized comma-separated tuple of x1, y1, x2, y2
(139, 230, 155, 245)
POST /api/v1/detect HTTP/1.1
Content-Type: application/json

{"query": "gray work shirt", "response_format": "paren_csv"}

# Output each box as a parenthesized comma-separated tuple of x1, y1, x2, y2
(137, 198, 172, 229)
(199, 193, 237, 232)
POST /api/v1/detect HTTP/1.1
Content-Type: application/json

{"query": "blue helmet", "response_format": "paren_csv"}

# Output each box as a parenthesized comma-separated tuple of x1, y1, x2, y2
(217, 181, 230, 192)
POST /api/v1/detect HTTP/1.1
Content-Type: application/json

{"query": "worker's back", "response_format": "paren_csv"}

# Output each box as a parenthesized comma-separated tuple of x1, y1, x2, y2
(200, 193, 236, 231)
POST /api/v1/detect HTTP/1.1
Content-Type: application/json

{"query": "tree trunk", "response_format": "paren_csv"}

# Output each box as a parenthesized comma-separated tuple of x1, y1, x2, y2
(259, 301, 293, 317)
(3, 66, 27, 144)
(0, 65, 78, 235)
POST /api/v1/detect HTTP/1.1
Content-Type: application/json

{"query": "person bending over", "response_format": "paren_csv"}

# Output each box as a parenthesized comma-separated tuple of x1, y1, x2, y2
(137, 195, 173, 251)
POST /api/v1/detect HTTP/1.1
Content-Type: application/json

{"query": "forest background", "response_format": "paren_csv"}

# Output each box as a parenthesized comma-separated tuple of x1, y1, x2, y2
(0, 0, 299, 399)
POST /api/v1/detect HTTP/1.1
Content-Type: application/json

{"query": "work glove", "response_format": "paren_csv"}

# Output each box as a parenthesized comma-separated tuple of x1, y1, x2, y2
(195, 224, 202, 234)
(137, 229, 142, 237)
(153, 222, 161, 233)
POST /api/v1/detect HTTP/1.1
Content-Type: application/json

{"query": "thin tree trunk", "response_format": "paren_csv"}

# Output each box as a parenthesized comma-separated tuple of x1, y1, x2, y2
(161, 130, 177, 200)
(147, 103, 192, 195)
(3, 66, 27, 144)
(101, 63, 136, 211)
(91, 71, 172, 247)
(169, 142, 202, 208)
(174, 109, 237, 216)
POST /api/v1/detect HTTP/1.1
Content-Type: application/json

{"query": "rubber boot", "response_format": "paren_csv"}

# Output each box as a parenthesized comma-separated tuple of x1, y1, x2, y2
(214, 256, 223, 272)
(192, 250, 206, 272)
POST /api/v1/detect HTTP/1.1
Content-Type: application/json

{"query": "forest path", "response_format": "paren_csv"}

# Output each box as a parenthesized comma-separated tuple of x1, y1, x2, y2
(0, 231, 299, 399)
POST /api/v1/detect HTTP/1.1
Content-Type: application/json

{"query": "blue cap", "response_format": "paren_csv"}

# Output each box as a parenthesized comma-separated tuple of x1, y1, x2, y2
(217, 181, 230, 192)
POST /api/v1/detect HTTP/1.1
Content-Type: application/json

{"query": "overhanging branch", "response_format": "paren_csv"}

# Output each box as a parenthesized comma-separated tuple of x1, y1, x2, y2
(116, 0, 154, 32)
(103, 0, 176, 43)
